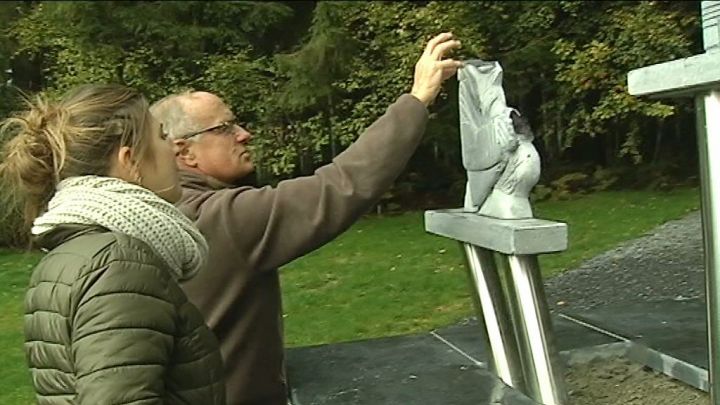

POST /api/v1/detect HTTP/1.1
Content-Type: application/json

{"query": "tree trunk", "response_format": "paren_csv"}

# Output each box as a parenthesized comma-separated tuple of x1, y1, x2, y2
(540, 88, 558, 161)
(116, 63, 125, 85)
(603, 124, 619, 167)
(553, 110, 563, 160)
(327, 94, 337, 159)
(652, 118, 665, 164)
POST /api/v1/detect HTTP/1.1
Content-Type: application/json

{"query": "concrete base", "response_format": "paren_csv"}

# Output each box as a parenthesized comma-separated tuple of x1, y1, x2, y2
(286, 303, 709, 404)
(287, 336, 538, 405)
(286, 315, 616, 404)
(424, 209, 567, 255)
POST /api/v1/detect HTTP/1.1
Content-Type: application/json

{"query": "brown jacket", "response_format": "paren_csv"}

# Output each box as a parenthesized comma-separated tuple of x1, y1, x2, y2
(176, 94, 428, 404)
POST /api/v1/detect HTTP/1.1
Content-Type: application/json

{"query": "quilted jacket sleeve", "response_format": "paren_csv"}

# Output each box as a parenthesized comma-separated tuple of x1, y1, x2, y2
(71, 258, 176, 404)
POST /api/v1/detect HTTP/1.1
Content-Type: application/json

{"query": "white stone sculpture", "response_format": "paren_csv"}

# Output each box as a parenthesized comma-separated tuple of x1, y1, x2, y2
(458, 60, 541, 219)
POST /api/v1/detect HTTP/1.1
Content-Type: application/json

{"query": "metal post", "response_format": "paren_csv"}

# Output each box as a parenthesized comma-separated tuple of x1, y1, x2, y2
(499, 254, 567, 405)
(461, 243, 526, 391)
(697, 90, 720, 404)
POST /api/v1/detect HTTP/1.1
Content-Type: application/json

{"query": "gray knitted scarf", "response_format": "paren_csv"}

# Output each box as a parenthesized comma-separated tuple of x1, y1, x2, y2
(32, 175, 208, 280)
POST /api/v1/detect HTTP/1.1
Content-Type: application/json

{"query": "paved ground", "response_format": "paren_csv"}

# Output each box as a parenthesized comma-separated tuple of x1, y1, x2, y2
(545, 210, 705, 313)
(288, 211, 710, 404)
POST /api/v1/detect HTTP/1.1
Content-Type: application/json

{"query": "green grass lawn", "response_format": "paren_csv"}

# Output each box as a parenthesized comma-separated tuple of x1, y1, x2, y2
(0, 187, 701, 403)
(280, 187, 702, 347)
(0, 248, 45, 404)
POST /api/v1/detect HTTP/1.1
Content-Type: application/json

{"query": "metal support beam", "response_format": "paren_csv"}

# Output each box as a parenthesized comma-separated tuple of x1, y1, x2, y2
(499, 254, 567, 405)
(698, 90, 720, 404)
(460, 243, 525, 391)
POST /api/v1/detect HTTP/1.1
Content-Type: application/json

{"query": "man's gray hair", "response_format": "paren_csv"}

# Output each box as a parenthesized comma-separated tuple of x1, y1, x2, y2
(150, 90, 201, 141)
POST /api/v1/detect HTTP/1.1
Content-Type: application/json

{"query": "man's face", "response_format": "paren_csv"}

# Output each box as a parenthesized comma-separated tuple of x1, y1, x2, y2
(179, 93, 254, 184)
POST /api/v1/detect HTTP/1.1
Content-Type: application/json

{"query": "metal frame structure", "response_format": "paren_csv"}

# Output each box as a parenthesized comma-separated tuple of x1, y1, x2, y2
(426, 211, 568, 404)
(628, 2, 720, 402)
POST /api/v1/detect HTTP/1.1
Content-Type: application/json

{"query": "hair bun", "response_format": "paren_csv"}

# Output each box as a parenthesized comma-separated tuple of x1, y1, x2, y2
(1, 84, 149, 232)
(0, 94, 68, 224)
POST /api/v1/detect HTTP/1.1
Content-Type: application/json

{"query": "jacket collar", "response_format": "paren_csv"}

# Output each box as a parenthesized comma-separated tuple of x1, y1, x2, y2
(179, 170, 234, 192)
(34, 224, 107, 251)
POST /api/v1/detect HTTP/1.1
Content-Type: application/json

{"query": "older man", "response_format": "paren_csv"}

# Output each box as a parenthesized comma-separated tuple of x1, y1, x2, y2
(150, 32, 462, 404)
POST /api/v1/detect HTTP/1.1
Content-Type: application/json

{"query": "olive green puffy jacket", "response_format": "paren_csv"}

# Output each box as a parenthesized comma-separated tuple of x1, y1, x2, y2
(23, 225, 226, 404)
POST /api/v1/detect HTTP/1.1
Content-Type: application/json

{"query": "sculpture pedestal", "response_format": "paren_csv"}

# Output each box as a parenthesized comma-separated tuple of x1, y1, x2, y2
(425, 209, 567, 255)
(425, 209, 568, 405)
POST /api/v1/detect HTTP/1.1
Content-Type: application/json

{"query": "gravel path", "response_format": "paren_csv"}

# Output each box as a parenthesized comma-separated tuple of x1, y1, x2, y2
(545, 210, 706, 313)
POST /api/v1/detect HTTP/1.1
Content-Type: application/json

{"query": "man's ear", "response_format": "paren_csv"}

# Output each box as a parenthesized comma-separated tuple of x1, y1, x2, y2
(174, 139, 199, 168)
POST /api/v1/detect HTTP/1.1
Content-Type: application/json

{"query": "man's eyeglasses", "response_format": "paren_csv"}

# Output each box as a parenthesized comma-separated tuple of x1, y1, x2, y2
(176, 119, 244, 140)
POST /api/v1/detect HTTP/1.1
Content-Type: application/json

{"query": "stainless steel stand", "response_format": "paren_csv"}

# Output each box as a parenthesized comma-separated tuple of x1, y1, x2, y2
(461, 243, 525, 391)
(499, 254, 566, 404)
(426, 210, 568, 404)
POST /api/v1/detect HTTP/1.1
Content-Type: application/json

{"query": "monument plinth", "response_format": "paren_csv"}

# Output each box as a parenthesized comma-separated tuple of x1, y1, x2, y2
(425, 209, 567, 255)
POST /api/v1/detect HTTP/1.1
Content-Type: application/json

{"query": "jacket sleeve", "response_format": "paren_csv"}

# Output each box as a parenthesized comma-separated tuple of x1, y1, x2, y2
(196, 94, 428, 272)
(71, 259, 176, 404)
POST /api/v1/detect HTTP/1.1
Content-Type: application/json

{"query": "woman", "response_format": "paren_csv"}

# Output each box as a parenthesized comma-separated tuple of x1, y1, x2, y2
(0, 84, 225, 404)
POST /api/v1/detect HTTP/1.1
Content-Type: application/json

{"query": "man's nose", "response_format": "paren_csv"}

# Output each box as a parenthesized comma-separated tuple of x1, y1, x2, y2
(235, 127, 252, 143)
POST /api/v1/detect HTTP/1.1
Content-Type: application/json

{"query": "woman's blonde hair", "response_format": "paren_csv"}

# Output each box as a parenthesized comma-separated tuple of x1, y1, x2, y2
(0, 84, 152, 230)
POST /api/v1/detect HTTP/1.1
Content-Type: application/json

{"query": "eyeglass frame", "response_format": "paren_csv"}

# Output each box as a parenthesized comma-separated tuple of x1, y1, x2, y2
(175, 119, 245, 140)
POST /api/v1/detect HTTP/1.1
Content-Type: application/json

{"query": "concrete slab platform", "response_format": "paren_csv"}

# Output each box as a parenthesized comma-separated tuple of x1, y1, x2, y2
(286, 314, 616, 404)
(563, 298, 709, 391)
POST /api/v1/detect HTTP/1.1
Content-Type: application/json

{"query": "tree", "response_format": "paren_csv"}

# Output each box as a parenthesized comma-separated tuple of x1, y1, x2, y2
(2, 1, 703, 188)
(274, 1, 359, 163)
(548, 1, 698, 165)
(10, 1, 296, 98)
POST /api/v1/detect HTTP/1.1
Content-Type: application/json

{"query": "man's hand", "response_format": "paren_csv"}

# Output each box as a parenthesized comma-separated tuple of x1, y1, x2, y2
(411, 32, 463, 107)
